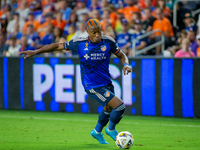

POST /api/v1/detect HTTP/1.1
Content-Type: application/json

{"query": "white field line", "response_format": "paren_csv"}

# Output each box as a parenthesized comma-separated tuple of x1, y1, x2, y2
(0, 115, 200, 128)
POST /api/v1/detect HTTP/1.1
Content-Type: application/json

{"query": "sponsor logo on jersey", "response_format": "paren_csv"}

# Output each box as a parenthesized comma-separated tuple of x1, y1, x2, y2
(83, 53, 107, 60)
(84, 54, 90, 60)
(101, 45, 107, 51)
(104, 91, 110, 97)
(90, 53, 106, 60)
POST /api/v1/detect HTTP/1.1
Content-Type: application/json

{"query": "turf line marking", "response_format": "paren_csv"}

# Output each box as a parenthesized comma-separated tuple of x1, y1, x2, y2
(0, 115, 200, 128)
(0, 115, 95, 122)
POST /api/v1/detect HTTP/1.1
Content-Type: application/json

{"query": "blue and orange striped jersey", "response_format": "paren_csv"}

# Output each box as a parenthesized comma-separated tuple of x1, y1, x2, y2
(63, 35, 120, 90)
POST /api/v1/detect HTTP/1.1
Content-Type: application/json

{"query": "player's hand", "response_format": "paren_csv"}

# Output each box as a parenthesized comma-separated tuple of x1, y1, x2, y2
(19, 50, 36, 59)
(123, 65, 131, 75)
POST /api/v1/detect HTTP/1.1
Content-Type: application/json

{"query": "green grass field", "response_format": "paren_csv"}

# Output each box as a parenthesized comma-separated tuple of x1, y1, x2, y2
(0, 110, 200, 150)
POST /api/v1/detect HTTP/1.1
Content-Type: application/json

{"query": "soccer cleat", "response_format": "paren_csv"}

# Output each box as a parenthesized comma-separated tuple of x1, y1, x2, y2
(90, 129, 109, 144)
(105, 127, 118, 141)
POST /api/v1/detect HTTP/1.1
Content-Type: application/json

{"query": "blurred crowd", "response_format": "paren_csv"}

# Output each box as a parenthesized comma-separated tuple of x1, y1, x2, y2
(0, 0, 200, 57)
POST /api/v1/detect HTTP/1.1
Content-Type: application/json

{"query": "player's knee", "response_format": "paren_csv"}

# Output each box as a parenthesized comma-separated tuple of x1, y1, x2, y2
(115, 102, 125, 113)
(110, 103, 125, 124)
(108, 96, 124, 109)
(103, 105, 113, 112)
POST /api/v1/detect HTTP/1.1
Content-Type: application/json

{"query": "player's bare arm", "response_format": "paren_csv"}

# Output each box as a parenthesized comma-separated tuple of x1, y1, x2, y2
(115, 51, 131, 75)
(19, 43, 65, 59)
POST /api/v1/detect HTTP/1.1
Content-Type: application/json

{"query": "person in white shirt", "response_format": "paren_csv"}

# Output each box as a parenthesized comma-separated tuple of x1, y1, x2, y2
(16, 1, 30, 21)
(75, 0, 89, 22)
(72, 22, 88, 39)
(6, 12, 25, 34)
(6, 36, 21, 56)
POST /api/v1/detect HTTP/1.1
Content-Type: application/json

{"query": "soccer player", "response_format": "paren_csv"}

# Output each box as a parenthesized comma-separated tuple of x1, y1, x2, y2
(19, 19, 132, 144)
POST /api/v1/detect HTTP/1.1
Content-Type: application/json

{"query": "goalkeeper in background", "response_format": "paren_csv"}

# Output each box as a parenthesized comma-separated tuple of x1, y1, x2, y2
(19, 19, 132, 144)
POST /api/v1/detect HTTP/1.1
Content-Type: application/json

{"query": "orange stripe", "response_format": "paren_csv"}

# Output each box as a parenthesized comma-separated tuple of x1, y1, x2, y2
(88, 37, 91, 43)
(86, 23, 90, 29)
(64, 42, 67, 50)
(87, 22, 92, 28)
(94, 19, 99, 25)
(90, 19, 96, 26)
(93, 19, 98, 26)
(114, 48, 120, 54)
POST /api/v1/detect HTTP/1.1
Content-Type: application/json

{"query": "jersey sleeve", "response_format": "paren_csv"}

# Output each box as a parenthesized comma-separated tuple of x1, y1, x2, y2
(110, 37, 121, 55)
(63, 39, 79, 52)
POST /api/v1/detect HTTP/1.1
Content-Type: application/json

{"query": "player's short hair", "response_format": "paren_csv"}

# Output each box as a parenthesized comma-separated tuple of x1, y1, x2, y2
(86, 19, 101, 30)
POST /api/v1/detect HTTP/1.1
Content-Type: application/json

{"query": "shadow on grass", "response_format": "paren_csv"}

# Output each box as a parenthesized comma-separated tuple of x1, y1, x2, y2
(66, 143, 118, 150)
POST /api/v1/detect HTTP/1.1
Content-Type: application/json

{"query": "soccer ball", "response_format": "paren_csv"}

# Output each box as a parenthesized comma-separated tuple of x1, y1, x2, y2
(115, 131, 134, 149)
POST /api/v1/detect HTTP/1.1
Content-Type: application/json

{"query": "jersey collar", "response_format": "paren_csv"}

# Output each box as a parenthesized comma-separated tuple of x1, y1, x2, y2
(88, 37, 92, 43)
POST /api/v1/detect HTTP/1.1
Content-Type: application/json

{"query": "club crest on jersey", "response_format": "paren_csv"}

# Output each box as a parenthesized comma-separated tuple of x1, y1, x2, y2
(101, 45, 107, 51)
(104, 91, 110, 97)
